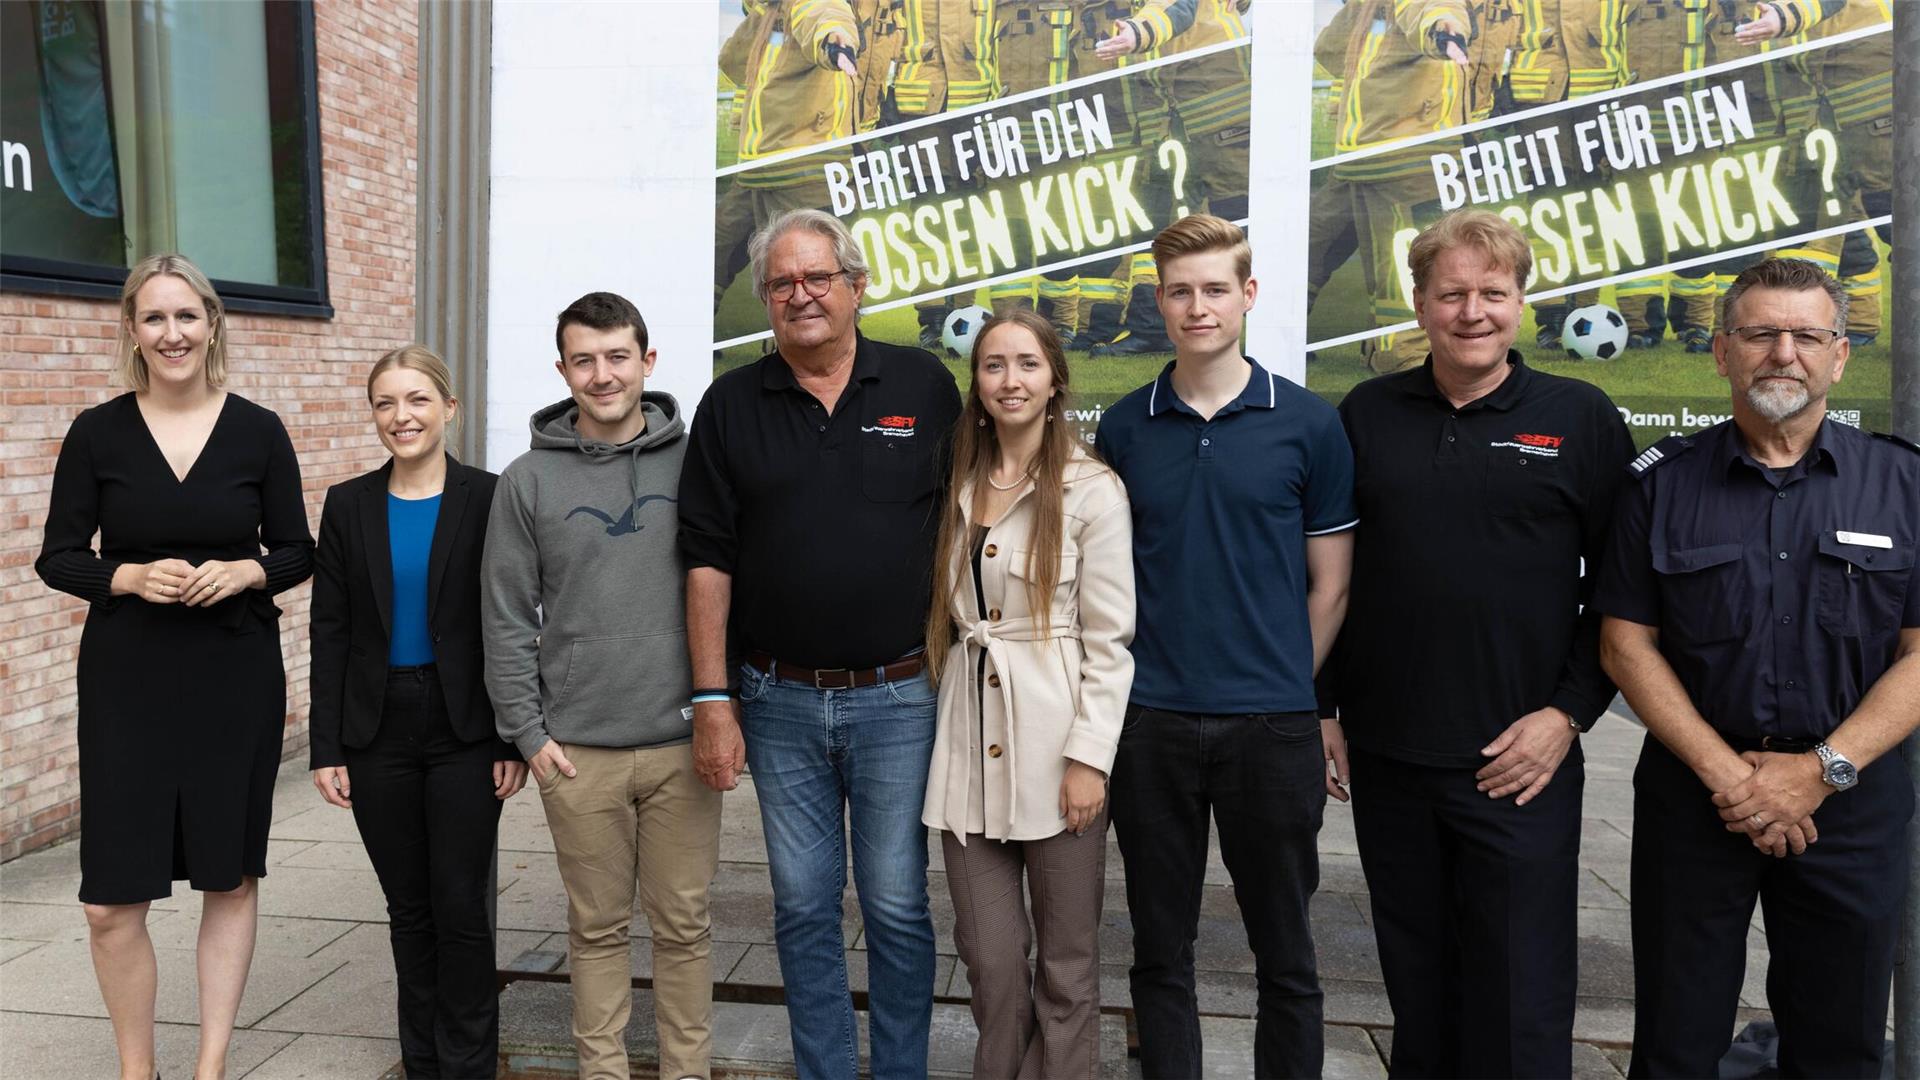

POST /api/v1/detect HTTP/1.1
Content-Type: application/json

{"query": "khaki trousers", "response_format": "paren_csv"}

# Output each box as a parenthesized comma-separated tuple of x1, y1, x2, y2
(538, 742, 722, 1080)
(941, 811, 1108, 1080)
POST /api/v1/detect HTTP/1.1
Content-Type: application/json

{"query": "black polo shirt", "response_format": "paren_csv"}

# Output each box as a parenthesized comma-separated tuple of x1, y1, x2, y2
(679, 333, 961, 670)
(1593, 418, 1920, 740)
(1326, 351, 1636, 767)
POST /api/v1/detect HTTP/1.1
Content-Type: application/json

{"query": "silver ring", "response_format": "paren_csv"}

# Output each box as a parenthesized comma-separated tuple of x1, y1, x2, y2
(1750, 814, 1765, 826)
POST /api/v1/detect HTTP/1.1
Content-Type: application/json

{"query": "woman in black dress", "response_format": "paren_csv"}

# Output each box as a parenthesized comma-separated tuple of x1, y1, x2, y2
(308, 344, 526, 1077)
(36, 254, 313, 1080)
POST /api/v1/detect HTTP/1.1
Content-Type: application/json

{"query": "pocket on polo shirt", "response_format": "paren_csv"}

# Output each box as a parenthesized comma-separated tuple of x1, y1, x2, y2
(1651, 543, 1749, 644)
(1485, 455, 1567, 519)
(1815, 530, 1914, 639)
(862, 440, 933, 503)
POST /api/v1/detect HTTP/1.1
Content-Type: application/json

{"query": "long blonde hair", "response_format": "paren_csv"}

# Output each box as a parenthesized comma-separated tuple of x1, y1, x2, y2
(925, 310, 1085, 684)
(115, 254, 229, 391)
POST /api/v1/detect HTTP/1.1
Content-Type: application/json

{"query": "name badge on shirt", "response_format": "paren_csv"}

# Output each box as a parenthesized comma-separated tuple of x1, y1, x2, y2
(1836, 530, 1894, 550)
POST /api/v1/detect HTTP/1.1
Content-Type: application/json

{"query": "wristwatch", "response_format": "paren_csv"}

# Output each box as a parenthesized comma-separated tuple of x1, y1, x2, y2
(1813, 742, 1859, 791)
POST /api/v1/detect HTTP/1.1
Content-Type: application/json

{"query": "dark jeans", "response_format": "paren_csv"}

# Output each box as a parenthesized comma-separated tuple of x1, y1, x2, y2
(1629, 735, 1911, 1079)
(1110, 706, 1327, 1079)
(1349, 746, 1583, 1079)
(345, 665, 503, 1079)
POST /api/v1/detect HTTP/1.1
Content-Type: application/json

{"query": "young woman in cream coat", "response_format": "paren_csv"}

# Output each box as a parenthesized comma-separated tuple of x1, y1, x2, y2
(922, 310, 1136, 1079)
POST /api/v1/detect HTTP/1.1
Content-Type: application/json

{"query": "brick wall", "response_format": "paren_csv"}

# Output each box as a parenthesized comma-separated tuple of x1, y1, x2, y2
(0, 1, 419, 862)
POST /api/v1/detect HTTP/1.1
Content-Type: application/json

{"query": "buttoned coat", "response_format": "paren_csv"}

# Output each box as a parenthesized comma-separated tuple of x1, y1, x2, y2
(922, 451, 1136, 841)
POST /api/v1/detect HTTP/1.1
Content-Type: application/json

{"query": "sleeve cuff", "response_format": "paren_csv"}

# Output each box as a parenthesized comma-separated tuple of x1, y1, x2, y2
(513, 729, 550, 761)
(1062, 726, 1118, 776)
(1548, 688, 1606, 732)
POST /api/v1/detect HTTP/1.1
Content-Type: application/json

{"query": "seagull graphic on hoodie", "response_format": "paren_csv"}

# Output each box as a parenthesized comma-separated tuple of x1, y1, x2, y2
(567, 493, 678, 536)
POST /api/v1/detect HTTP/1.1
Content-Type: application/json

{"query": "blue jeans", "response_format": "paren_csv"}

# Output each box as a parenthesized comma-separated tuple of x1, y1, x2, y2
(739, 663, 938, 1080)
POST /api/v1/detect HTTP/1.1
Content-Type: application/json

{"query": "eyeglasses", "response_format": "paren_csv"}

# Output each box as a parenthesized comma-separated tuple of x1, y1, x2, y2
(1725, 325, 1842, 353)
(764, 268, 848, 303)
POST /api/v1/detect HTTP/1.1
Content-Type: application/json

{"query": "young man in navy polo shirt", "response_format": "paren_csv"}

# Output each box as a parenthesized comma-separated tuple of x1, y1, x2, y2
(1094, 215, 1358, 1079)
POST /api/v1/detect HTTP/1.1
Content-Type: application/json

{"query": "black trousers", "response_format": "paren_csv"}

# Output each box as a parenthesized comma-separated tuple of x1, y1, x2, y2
(345, 666, 503, 1079)
(1629, 735, 1911, 1079)
(1348, 746, 1583, 1079)
(1110, 706, 1327, 1079)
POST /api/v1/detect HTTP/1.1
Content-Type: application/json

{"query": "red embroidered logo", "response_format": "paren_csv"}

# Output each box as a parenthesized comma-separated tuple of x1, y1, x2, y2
(1513, 433, 1564, 448)
(863, 415, 918, 438)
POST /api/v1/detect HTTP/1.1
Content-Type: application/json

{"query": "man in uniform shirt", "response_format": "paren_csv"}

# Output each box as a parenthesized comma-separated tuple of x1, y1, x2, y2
(1095, 215, 1357, 1079)
(1324, 209, 1636, 1078)
(680, 208, 961, 1080)
(1596, 257, 1920, 1079)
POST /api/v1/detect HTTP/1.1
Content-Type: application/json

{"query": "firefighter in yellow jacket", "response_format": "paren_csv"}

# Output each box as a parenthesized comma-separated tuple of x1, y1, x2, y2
(983, 0, 1095, 346)
(886, 0, 1000, 349)
(714, 0, 862, 313)
(1627, 0, 1850, 348)
(1082, 0, 1255, 357)
(1328, 0, 1475, 373)
(1766, 0, 1890, 344)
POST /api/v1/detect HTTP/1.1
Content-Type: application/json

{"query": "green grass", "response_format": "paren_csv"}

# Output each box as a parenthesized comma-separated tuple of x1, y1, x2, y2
(1304, 255, 1893, 447)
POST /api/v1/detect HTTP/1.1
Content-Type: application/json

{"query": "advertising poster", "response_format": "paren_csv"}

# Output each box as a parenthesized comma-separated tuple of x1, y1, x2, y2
(712, 0, 1255, 440)
(1303, 0, 1895, 445)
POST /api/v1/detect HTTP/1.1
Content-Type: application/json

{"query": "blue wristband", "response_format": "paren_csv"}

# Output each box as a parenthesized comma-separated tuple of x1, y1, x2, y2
(690, 692, 731, 705)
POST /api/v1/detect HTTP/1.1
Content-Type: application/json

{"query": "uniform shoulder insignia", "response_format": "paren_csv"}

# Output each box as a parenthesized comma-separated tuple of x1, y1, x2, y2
(1627, 434, 1694, 477)
(1870, 431, 1920, 456)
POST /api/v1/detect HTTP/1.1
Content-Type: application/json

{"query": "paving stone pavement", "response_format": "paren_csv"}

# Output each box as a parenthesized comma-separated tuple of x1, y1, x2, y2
(0, 711, 1789, 1077)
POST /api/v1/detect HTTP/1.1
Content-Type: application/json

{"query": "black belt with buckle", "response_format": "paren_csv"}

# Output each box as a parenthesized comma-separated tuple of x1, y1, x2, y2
(1724, 734, 1820, 753)
(747, 650, 926, 690)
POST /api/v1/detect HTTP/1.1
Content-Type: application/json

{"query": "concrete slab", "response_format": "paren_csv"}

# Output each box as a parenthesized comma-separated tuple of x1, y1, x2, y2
(0, 898, 104, 942)
(1574, 1038, 1627, 1078)
(242, 1032, 404, 1079)
(275, 840, 377, 873)
(269, 805, 369, 845)
(496, 789, 558, 855)
(1321, 977, 1395, 1027)
(265, 838, 320, 866)
(0, 938, 339, 1029)
(1581, 865, 1632, 910)
(0, 939, 45, 965)
(145, 912, 359, 958)
(1577, 912, 1636, 1001)
(1573, 995, 1637, 1044)
(1096, 963, 1259, 1019)
(498, 980, 1135, 1079)
(252, 957, 399, 1039)
(1326, 1021, 1389, 1078)
(1579, 817, 1634, 869)
(0, 842, 83, 905)
(1319, 853, 1370, 896)
(0, 1011, 294, 1080)
(723, 942, 956, 1000)
(256, 866, 392, 923)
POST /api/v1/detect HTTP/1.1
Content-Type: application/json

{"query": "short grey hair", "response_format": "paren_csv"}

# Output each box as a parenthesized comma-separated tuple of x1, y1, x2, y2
(747, 208, 870, 304)
(1720, 257, 1849, 332)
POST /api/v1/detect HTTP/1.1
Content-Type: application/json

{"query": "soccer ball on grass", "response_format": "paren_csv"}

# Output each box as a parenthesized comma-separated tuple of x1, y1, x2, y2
(1563, 303, 1628, 361)
(941, 305, 994, 358)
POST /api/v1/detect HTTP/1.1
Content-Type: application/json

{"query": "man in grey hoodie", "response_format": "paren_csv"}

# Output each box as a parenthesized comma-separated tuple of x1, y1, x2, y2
(482, 292, 719, 1080)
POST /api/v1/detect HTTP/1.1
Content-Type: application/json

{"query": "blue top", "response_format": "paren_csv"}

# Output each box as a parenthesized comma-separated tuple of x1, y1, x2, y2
(1095, 360, 1358, 714)
(1593, 419, 1920, 740)
(387, 492, 441, 666)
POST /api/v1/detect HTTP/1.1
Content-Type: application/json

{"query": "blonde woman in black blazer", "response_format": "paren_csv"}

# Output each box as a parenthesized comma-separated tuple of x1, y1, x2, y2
(308, 344, 526, 1078)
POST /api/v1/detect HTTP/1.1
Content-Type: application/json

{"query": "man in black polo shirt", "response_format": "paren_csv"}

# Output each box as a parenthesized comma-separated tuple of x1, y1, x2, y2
(1596, 258, 1920, 1078)
(1324, 209, 1635, 1078)
(678, 208, 960, 1080)
(1095, 215, 1358, 1079)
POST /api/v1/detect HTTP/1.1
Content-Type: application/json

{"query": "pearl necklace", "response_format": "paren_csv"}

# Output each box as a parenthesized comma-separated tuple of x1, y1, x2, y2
(986, 472, 1025, 491)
